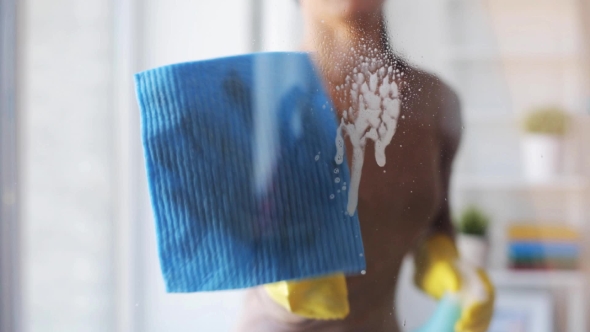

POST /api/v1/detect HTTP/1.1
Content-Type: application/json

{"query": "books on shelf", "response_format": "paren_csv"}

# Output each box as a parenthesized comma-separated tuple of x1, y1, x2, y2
(507, 224, 581, 270)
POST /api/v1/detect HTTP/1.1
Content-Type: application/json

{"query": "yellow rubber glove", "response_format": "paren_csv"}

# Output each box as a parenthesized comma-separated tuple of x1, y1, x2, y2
(264, 273, 349, 320)
(414, 234, 495, 332)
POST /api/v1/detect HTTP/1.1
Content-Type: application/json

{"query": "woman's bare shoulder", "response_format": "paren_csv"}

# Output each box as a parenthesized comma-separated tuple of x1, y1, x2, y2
(396, 59, 458, 104)
(396, 57, 462, 145)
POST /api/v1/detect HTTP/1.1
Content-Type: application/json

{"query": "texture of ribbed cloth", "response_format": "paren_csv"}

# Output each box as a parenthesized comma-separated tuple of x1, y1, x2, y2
(135, 52, 366, 292)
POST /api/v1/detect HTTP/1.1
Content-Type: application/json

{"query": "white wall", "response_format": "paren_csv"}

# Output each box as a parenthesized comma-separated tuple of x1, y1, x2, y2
(140, 0, 254, 69)
(20, 0, 115, 331)
(385, 0, 447, 73)
(260, 0, 302, 52)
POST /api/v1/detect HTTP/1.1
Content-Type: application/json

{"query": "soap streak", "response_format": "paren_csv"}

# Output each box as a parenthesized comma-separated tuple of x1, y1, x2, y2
(334, 59, 401, 215)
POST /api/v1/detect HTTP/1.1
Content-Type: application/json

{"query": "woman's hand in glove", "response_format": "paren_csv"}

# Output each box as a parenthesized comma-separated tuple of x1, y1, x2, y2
(413, 235, 495, 332)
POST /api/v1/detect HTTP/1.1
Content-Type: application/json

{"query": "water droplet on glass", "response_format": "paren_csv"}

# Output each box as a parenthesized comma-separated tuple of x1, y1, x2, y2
(361, 270, 366, 275)
(315, 155, 320, 161)
(383, 170, 386, 173)
(359, 253, 364, 257)
(329, 194, 335, 199)
(334, 168, 340, 174)
(342, 186, 347, 191)
(335, 177, 341, 183)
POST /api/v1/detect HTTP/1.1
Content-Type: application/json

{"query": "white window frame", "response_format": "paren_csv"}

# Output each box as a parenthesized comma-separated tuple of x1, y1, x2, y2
(0, 0, 20, 331)
(112, 0, 143, 331)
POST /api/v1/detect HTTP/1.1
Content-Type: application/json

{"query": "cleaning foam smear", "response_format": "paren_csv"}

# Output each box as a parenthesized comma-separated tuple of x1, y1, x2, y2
(334, 61, 401, 215)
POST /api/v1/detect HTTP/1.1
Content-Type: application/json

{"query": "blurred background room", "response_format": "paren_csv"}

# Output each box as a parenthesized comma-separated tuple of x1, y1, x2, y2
(1, 0, 590, 331)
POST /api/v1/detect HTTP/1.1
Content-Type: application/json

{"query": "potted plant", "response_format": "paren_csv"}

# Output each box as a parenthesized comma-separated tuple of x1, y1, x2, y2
(521, 107, 570, 180)
(455, 206, 490, 268)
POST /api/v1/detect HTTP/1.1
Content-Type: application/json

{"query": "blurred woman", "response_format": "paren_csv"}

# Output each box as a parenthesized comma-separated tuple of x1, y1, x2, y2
(237, 1, 494, 331)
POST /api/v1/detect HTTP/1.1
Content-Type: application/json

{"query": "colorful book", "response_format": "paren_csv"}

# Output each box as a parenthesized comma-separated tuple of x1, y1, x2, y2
(508, 224, 580, 242)
(509, 242, 580, 259)
(507, 224, 581, 271)
(510, 257, 579, 270)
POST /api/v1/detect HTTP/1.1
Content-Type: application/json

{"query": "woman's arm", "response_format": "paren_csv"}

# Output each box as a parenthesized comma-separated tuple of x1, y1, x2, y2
(431, 82, 463, 239)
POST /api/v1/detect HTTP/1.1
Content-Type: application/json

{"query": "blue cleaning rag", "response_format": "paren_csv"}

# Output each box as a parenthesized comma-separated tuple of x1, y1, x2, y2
(135, 52, 366, 292)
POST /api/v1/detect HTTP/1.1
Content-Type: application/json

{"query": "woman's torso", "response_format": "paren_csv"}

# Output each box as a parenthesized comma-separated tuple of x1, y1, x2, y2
(236, 64, 458, 332)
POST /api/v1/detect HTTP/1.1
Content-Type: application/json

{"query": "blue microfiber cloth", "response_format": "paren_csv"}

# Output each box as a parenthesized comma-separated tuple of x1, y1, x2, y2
(135, 52, 366, 292)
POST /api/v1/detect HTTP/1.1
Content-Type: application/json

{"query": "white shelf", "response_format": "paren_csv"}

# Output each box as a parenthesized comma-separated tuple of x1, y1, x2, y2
(439, 47, 579, 62)
(490, 269, 585, 288)
(453, 175, 588, 191)
(463, 111, 590, 125)
(463, 112, 516, 125)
